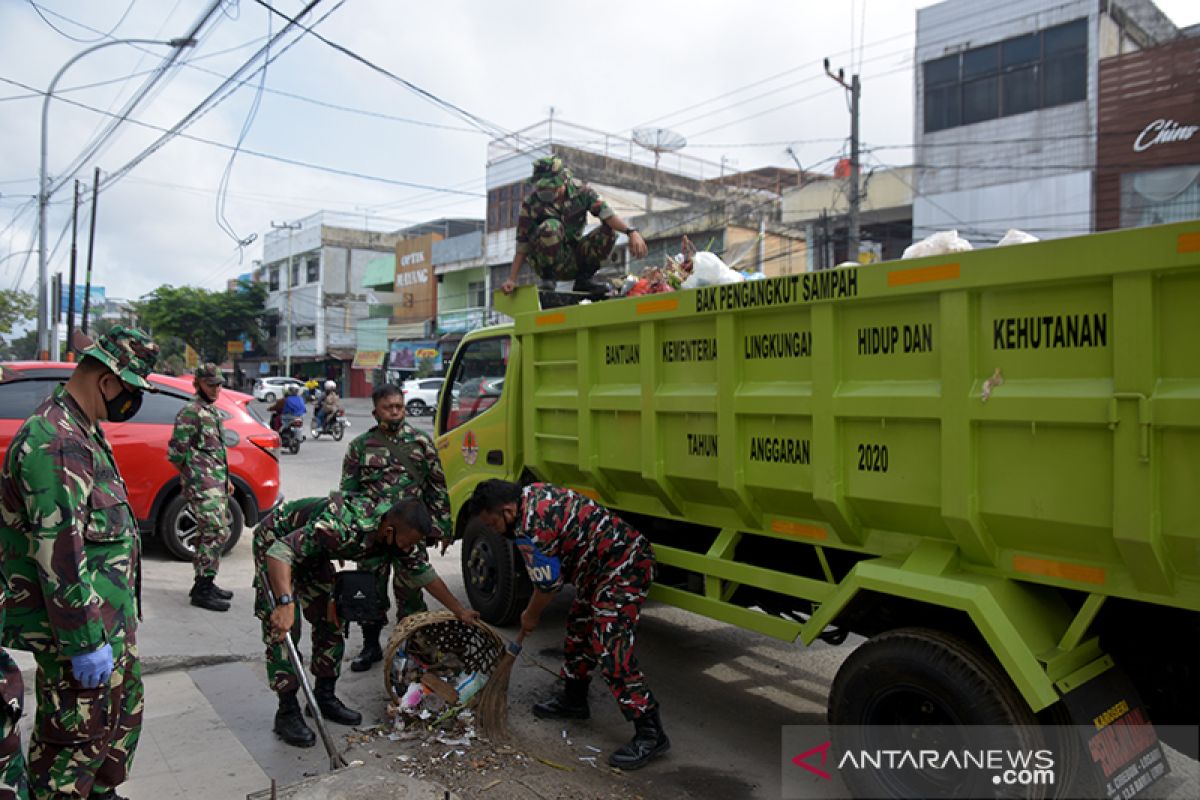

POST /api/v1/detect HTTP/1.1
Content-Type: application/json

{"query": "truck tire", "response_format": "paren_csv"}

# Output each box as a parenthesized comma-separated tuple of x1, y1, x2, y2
(828, 627, 1054, 799)
(159, 493, 245, 562)
(461, 520, 530, 625)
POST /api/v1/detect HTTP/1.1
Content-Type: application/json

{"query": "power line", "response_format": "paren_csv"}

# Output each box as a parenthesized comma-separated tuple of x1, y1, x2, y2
(26, 0, 139, 44)
(249, 0, 513, 140)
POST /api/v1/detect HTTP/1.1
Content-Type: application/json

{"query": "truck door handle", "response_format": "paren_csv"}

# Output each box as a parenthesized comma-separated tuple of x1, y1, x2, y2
(486, 449, 504, 465)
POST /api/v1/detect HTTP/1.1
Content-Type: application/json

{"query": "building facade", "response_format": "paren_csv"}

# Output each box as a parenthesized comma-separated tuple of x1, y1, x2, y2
(913, 0, 1180, 242)
(257, 212, 400, 396)
(1095, 35, 1200, 230)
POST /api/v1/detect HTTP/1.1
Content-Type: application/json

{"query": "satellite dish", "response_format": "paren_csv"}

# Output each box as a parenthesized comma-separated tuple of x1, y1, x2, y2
(633, 127, 687, 169)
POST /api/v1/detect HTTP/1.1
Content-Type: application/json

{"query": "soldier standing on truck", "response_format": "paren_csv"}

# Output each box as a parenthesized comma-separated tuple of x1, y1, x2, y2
(500, 156, 649, 296)
(467, 479, 670, 770)
(168, 362, 235, 612)
(341, 384, 453, 673)
(255, 494, 477, 747)
(0, 327, 158, 800)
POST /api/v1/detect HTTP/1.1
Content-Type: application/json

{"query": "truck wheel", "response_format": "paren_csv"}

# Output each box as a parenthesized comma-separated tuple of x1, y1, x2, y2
(828, 627, 1049, 799)
(159, 494, 245, 562)
(461, 520, 530, 625)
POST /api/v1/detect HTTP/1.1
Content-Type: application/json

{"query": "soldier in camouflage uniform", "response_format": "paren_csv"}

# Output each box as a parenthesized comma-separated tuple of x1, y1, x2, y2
(0, 326, 159, 800)
(340, 384, 452, 673)
(0, 571, 27, 800)
(168, 362, 234, 612)
(500, 156, 648, 295)
(468, 479, 669, 771)
(254, 493, 477, 747)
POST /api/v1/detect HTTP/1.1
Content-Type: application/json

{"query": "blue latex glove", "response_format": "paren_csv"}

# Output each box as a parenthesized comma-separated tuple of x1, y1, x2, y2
(70, 643, 114, 689)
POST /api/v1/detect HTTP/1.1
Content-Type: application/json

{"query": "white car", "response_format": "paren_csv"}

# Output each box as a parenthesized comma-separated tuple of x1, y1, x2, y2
(401, 378, 446, 416)
(253, 376, 306, 403)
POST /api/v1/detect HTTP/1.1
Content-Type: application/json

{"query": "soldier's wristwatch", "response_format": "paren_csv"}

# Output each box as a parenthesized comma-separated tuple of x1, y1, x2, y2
(625, 226, 638, 235)
(276, 594, 294, 606)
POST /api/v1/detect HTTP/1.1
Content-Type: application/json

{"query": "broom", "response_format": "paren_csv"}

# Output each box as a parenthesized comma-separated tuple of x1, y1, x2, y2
(476, 631, 525, 740)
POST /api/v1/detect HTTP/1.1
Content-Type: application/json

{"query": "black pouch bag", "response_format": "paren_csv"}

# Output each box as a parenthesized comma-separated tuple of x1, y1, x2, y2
(333, 570, 383, 623)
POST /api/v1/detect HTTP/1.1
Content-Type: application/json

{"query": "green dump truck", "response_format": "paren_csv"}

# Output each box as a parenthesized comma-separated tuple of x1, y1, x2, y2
(433, 221, 1199, 791)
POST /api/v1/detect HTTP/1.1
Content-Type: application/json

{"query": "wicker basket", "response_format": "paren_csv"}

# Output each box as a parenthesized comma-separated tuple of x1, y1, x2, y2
(383, 610, 504, 707)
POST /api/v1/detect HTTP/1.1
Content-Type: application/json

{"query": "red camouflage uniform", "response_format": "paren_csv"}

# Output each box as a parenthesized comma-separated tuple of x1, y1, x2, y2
(514, 484, 657, 720)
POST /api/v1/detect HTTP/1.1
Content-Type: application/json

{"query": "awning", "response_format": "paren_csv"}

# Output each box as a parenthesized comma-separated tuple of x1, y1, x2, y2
(352, 351, 386, 368)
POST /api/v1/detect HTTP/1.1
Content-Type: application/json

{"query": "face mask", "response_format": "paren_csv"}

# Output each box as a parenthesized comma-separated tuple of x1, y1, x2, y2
(379, 418, 403, 434)
(102, 377, 143, 422)
(535, 187, 558, 203)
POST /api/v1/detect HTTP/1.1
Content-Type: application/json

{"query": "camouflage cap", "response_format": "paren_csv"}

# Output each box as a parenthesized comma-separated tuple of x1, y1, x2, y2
(79, 325, 159, 391)
(195, 362, 225, 385)
(531, 155, 569, 190)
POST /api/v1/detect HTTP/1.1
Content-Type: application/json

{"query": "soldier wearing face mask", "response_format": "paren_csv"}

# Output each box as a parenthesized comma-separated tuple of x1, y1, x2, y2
(0, 326, 158, 800)
(339, 384, 452, 673)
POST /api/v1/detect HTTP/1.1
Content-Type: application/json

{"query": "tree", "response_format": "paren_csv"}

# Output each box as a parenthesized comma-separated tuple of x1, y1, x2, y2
(0, 289, 35, 336)
(134, 281, 267, 364)
(0, 329, 38, 360)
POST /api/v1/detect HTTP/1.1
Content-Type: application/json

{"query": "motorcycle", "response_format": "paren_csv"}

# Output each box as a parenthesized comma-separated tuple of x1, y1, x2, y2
(278, 414, 306, 455)
(311, 407, 348, 441)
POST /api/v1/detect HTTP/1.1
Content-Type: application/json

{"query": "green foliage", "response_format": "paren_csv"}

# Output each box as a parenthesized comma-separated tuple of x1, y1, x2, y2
(134, 280, 267, 364)
(0, 328, 38, 360)
(415, 355, 437, 378)
(0, 289, 35, 336)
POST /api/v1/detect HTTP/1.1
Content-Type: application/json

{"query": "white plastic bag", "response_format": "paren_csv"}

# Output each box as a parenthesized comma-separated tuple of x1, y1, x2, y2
(902, 230, 973, 259)
(997, 229, 1039, 246)
(683, 251, 746, 288)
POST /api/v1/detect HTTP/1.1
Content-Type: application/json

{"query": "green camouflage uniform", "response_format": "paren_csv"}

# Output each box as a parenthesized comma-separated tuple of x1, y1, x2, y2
(341, 422, 451, 625)
(0, 572, 28, 800)
(516, 156, 618, 282)
(0, 326, 157, 800)
(167, 364, 230, 580)
(252, 493, 437, 694)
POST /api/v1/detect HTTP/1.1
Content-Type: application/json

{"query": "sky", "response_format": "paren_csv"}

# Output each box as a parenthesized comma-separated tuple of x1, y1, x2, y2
(2, 0, 1198, 303)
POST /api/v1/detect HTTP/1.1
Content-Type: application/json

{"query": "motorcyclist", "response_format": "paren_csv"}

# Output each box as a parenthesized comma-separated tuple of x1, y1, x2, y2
(271, 385, 307, 431)
(316, 380, 341, 431)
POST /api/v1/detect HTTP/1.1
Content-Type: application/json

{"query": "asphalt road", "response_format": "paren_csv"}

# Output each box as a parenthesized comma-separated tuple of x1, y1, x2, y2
(52, 396, 1194, 799)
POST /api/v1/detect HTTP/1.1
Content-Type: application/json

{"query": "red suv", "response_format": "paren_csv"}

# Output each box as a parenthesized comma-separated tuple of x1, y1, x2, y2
(0, 362, 281, 561)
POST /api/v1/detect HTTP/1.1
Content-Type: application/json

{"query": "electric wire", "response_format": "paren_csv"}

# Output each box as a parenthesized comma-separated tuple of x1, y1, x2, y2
(26, 0, 140, 44)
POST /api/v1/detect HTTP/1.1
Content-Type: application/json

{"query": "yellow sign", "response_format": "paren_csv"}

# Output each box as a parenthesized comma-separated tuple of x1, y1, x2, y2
(184, 344, 199, 369)
(352, 350, 386, 368)
(227, 340, 244, 355)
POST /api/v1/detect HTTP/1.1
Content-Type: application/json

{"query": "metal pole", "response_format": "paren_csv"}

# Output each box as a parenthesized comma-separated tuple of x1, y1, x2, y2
(823, 59, 861, 266)
(66, 180, 79, 360)
(848, 74, 861, 264)
(82, 167, 100, 335)
(37, 37, 195, 359)
(272, 221, 302, 377)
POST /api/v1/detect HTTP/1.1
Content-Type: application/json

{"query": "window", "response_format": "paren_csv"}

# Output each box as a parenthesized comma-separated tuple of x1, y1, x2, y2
(290, 260, 300, 288)
(0, 379, 59, 420)
(441, 336, 509, 433)
(922, 18, 1087, 133)
(486, 181, 530, 231)
(468, 280, 486, 308)
(306, 255, 320, 284)
(924, 55, 961, 133)
(118, 390, 188, 426)
(269, 267, 280, 292)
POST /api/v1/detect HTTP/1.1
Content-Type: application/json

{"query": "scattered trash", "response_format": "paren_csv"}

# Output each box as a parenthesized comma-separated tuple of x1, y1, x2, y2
(585, 745, 601, 753)
(981, 368, 1004, 402)
(997, 228, 1039, 246)
(347, 759, 364, 768)
(535, 756, 575, 771)
(902, 230, 973, 259)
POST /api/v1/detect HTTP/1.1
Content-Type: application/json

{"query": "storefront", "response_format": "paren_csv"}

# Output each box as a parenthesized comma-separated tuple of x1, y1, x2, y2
(1096, 38, 1200, 231)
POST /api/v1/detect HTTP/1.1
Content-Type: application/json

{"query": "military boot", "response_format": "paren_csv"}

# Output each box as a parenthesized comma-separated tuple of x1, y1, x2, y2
(532, 677, 591, 720)
(273, 690, 316, 748)
(308, 676, 362, 726)
(189, 576, 230, 612)
(210, 582, 233, 600)
(573, 276, 610, 296)
(608, 708, 671, 770)
(350, 623, 383, 672)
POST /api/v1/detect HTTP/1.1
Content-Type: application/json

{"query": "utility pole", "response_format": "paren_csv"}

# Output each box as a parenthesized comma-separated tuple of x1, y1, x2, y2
(272, 220, 301, 377)
(824, 58, 861, 264)
(65, 180, 80, 360)
(82, 167, 100, 335)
